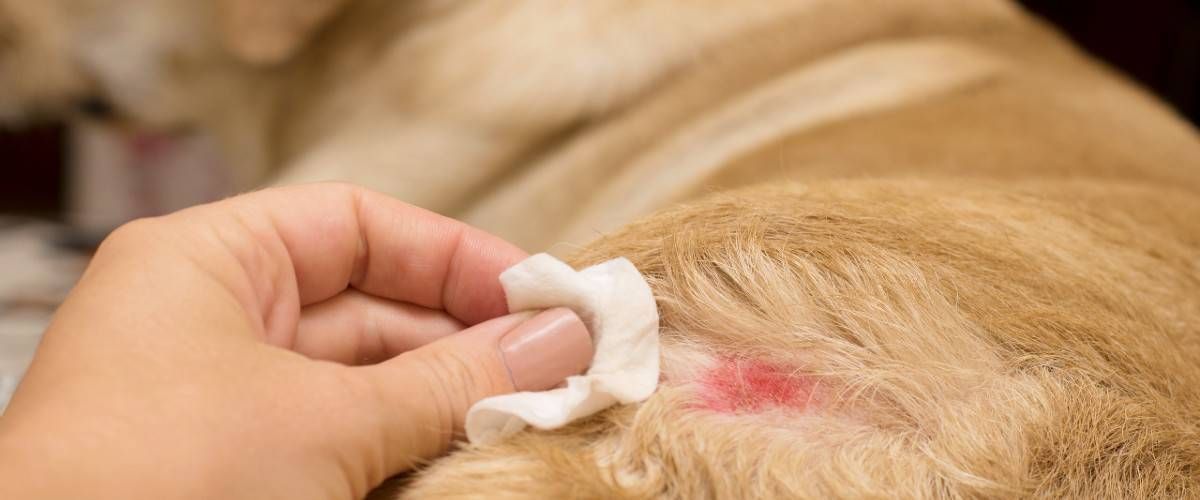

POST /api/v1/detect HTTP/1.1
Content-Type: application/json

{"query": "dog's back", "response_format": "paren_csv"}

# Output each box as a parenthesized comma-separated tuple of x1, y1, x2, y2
(459, 0, 1200, 251)
(400, 1, 1200, 498)
(406, 181, 1200, 498)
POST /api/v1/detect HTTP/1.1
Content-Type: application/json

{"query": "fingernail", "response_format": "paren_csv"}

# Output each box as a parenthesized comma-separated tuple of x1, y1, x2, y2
(499, 307, 593, 391)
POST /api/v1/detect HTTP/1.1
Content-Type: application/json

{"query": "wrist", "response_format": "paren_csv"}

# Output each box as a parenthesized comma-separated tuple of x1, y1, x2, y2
(0, 422, 226, 500)
(0, 424, 92, 499)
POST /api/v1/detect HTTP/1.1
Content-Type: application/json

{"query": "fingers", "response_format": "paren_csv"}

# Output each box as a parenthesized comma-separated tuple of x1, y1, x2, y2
(176, 183, 527, 333)
(353, 308, 593, 472)
(257, 184, 526, 323)
(292, 289, 465, 364)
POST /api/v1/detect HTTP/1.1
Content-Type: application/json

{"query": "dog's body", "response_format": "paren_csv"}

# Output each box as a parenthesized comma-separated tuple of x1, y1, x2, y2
(3, 0, 1200, 497)
(2, 1, 1196, 246)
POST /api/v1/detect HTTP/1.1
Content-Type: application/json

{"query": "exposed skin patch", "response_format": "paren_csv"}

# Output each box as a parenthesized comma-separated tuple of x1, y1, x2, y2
(695, 357, 817, 413)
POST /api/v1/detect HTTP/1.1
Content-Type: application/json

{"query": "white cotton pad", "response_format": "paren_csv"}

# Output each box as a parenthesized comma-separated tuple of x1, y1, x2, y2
(465, 253, 660, 445)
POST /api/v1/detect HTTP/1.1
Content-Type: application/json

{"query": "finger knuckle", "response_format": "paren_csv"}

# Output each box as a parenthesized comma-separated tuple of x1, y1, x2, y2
(411, 349, 507, 428)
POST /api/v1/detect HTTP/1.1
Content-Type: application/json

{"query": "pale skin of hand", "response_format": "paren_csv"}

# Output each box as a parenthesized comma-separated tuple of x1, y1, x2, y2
(0, 183, 565, 499)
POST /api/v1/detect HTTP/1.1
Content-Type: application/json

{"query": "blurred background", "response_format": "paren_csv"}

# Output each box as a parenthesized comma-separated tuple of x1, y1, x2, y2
(2, 0, 1197, 222)
(0, 0, 1196, 407)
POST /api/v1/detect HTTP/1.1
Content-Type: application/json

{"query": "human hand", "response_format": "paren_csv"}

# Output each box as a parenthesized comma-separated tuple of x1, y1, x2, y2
(0, 184, 593, 499)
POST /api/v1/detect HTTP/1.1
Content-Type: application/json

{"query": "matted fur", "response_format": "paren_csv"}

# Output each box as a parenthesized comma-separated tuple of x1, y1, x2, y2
(403, 180, 1200, 498)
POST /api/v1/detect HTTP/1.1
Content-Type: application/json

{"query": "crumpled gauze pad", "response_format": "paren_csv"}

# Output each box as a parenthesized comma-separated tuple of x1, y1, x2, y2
(465, 253, 660, 445)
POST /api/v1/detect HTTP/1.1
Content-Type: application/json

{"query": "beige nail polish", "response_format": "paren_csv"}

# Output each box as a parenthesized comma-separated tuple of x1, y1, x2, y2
(500, 308, 593, 392)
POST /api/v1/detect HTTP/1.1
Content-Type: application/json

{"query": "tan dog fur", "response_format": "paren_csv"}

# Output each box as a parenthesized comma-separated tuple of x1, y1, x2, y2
(2, 1, 1200, 498)
(403, 179, 1200, 498)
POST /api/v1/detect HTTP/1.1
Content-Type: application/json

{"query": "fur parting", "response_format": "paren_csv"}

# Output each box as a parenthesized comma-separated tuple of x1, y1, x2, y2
(402, 180, 1200, 498)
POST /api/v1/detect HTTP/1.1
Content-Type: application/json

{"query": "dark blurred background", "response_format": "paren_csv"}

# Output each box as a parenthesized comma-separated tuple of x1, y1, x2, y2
(2, 0, 1197, 220)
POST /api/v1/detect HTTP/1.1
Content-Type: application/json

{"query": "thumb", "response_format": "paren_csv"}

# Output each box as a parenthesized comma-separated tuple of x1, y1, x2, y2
(356, 307, 592, 471)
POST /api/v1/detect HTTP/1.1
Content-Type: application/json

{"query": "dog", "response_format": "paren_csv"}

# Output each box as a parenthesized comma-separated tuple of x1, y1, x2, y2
(0, 0, 824, 211)
(3, 0, 1200, 497)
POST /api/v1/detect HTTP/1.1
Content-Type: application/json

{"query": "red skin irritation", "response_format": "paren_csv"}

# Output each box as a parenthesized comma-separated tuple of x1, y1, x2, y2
(695, 357, 816, 414)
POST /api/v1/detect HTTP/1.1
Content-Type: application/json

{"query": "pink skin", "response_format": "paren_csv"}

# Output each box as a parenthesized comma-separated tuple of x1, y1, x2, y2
(695, 357, 818, 414)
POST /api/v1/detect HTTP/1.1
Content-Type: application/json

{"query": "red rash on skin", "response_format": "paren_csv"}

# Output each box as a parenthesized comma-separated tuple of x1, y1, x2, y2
(695, 357, 816, 413)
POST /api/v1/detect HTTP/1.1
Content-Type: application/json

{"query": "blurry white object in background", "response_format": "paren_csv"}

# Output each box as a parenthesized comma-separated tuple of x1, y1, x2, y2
(0, 122, 231, 412)
(0, 221, 86, 412)
(68, 120, 232, 233)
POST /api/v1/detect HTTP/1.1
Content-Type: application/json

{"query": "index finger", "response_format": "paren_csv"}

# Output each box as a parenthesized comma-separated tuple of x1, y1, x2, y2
(217, 183, 527, 326)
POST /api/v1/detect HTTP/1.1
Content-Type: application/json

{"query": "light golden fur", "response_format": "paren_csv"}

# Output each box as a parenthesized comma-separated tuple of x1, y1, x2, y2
(387, 2, 1199, 498)
(400, 179, 1200, 498)
(3, 1, 1200, 498)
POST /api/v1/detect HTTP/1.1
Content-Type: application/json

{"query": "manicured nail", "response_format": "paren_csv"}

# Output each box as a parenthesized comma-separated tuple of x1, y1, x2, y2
(499, 308, 593, 391)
